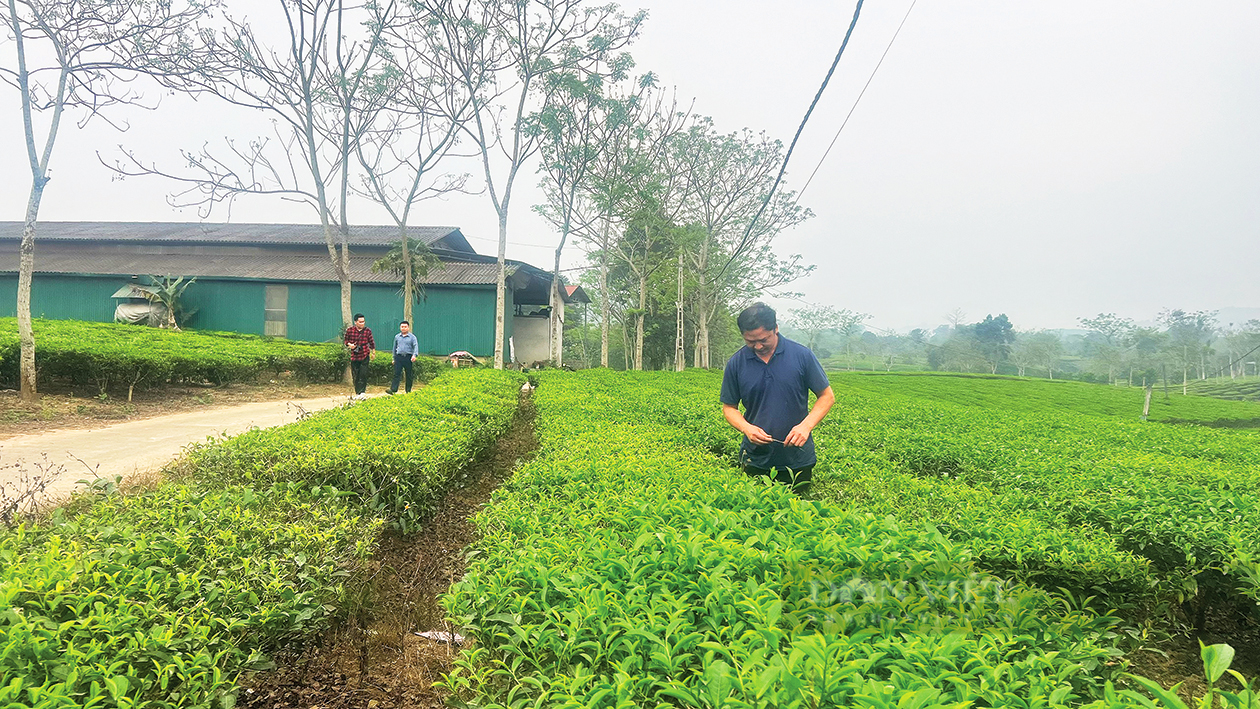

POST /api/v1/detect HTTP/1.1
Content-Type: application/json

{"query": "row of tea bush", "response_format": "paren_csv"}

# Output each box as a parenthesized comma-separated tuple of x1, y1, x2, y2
(0, 368, 522, 709)
(0, 318, 447, 396)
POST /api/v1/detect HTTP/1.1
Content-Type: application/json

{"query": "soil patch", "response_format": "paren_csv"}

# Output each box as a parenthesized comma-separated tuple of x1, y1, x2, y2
(1125, 606, 1260, 702)
(0, 381, 352, 439)
(237, 395, 538, 709)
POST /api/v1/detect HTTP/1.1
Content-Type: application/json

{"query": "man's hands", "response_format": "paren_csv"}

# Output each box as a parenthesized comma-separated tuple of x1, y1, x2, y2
(784, 422, 813, 447)
(742, 424, 774, 445)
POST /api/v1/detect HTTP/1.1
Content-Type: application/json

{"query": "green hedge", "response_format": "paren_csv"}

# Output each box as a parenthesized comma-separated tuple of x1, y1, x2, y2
(0, 368, 522, 709)
(0, 318, 455, 396)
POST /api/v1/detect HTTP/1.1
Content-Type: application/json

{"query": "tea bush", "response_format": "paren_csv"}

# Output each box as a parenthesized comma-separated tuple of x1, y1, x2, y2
(0, 318, 447, 395)
(0, 368, 522, 708)
(832, 371, 1260, 428)
(442, 370, 1135, 707)
(810, 378, 1260, 621)
(181, 368, 522, 529)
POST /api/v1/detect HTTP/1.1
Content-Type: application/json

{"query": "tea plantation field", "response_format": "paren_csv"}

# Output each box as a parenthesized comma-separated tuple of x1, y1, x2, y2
(446, 370, 1259, 707)
(4, 367, 1259, 707)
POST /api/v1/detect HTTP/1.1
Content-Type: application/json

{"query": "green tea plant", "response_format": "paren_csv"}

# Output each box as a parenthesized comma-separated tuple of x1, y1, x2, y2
(0, 318, 447, 395)
(0, 368, 522, 708)
(807, 378, 1260, 623)
(180, 368, 522, 530)
(833, 372, 1260, 429)
(442, 370, 1143, 707)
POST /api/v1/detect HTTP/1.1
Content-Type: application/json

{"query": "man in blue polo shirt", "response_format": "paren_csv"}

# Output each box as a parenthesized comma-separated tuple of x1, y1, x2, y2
(720, 302, 835, 494)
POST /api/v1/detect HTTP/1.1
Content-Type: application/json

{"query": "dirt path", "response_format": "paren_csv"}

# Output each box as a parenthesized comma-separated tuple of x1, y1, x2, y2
(0, 393, 373, 508)
(238, 395, 539, 709)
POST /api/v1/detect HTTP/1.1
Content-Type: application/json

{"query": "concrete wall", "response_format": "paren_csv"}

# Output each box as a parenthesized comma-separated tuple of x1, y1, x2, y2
(512, 316, 549, 364)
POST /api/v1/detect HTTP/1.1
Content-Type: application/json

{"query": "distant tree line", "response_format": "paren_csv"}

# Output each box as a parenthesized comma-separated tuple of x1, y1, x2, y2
(775, 305, 1260, 391)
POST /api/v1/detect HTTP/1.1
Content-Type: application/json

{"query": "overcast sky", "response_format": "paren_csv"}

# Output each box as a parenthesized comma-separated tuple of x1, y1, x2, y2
(1, 0, 1257, 332)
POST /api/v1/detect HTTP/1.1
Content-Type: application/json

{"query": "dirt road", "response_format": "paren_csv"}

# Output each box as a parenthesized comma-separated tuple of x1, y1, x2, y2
(0, 394, 365, 508)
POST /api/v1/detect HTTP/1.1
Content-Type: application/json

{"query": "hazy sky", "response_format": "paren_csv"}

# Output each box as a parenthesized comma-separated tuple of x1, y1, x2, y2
(1, 0, 1257, 332)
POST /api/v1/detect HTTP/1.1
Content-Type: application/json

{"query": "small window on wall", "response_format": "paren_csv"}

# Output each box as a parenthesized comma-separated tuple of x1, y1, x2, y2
(264, 285, 288, 337)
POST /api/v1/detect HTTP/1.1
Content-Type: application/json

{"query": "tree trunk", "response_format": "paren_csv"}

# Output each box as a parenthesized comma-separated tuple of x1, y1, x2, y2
(693, 236, 711, 368)
(697, 313, 711, 369)
(401, 227, 413, 324)
(674, 250, 684, 372)
(599, 242, 610, 368)
(549, 224, 567, 365)
(17, 191, 43, 402)
(494, 211, 508, 369)
(634, 273, 646, 371)
(621, 317, 630, 370)
(338, 242, 352, 332)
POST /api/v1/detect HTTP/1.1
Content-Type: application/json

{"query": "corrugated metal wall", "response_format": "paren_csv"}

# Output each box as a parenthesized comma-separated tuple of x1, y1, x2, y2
(183, 280, 266, 334)
(0, 274, 507, 357)
(0, 274, 123, 322)
(287, 282, 343, 342)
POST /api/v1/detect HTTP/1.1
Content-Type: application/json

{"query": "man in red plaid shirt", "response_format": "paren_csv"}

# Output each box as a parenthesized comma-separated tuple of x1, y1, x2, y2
(344, 313, 375, 399)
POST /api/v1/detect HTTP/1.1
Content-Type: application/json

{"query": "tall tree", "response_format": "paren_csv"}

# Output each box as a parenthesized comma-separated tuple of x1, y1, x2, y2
(1079, 313, 1135, 384)
(357, 2, 476, 323)
(535, 68, 639, 364)
(789, 304, 842, 353)
(430, 0, 644, 368)
(835, 309, 869, 370)
(973, 313, 1015, 374)
(1, 0, 215, 401)
(111, 0, 399, 334)
(1159, 309, 1218, 394)
(1025, 330, 1065, 379)
(681, 122, 812, 368)
(567, 80, 678, 367)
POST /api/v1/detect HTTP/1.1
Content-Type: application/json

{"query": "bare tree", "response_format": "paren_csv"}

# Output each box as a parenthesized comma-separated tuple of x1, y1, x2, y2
(430, 0, 645, 368)
(109, 0, 399, 332)
(680, 122, 813, 368)
(790, 303, 842, 353)
(534, 69, 632, 365)
(356, 3, 477, 323)
(1, 0, 216, 402)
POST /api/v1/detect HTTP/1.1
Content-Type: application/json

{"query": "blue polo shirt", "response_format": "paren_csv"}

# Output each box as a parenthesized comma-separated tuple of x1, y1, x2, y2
(720, 335, 830, 470)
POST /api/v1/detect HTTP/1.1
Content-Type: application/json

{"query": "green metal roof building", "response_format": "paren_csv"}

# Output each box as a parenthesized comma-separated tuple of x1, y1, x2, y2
(0, 222, 584, 359)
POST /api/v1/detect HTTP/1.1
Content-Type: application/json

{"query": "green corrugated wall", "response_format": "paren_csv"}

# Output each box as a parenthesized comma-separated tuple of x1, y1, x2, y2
(183, 281, 266, 334)
(0, 273, 507, 357)
(0, 274, 123, 322)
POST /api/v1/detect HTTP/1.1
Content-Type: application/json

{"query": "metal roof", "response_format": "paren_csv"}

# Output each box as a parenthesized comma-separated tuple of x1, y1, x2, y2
(0, 247, 524, 286)
(0, 221, 471, 250)
(564, 284, 592, 304)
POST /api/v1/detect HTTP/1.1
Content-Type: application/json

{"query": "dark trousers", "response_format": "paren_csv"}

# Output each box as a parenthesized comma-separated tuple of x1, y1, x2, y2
(744, 464, 814, 495)
(350, 358, 371, 395)
(390, 355, 414, 393)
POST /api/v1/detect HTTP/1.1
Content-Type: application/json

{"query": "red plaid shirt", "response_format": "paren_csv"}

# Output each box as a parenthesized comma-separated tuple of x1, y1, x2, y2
(344, 326, 375, 361)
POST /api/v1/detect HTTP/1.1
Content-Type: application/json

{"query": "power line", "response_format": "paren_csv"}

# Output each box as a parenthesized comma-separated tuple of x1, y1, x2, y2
(799, 0, 918, 199)
(713, 0, 866, 283)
